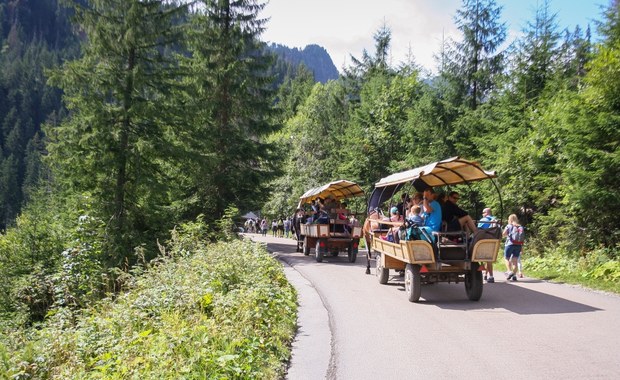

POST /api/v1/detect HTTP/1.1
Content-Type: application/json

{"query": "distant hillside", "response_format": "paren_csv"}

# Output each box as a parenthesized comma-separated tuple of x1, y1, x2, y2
(268, 43, 339, 83)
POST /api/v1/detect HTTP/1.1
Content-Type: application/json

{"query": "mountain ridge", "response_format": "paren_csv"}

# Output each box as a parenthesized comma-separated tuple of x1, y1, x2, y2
(268, 43, 339, 83)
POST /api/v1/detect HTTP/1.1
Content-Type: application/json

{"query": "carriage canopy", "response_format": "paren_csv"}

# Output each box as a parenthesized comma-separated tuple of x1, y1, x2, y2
(368, 157, 498, 211)
(298, 180, 365, 207)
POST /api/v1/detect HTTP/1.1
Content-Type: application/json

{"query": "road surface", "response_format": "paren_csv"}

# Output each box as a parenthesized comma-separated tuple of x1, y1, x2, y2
(247, 233, 620, 380)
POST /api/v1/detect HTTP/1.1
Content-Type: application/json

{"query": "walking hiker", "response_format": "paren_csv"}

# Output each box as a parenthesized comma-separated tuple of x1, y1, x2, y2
(503, 214, 525, 281)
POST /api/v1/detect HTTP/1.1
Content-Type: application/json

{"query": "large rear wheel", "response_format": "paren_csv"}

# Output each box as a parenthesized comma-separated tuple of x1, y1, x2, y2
(315, 240, 324, 263)
(376, 254, 389, 284)
(347, 243, 357, 263)
(465, 262, 483, 301)
(405, 264, 422, 302)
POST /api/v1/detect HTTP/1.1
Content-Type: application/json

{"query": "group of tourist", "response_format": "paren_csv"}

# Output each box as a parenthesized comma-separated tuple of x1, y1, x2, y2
(246, 188, 526, 284)
(244, 217, 293, 238)
(382, 187, 525, 283)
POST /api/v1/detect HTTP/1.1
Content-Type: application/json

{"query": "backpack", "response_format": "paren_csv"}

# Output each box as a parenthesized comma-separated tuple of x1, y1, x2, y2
(402, 220, 434, 243)
(508, 225, 525, 245)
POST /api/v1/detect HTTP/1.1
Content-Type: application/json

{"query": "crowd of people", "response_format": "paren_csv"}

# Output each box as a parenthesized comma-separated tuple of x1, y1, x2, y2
(242, 195, 362, 242)
(376, 188, 525, 283)
(243, 188, 525, 283)
(243, 217, 292, 238)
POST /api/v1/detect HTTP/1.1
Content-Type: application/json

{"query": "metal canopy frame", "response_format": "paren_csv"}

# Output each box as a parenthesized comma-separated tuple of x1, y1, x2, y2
(368, 157, 502, 219)
(298, 180, 365, 207)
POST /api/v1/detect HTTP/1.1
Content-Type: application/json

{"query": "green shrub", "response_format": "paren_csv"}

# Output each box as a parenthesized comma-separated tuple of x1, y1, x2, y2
(1, 238, 297, 379)
(522, 245, 620, 293)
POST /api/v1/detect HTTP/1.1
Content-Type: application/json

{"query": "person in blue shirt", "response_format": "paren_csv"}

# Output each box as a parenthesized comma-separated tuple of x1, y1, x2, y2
(477, 207, 497, 229)
(407, 204, 424, 225)
(419, 187, 442, 242)
(477, 207, 498, 283)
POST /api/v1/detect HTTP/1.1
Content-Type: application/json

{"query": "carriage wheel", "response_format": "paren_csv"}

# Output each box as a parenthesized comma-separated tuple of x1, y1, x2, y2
(315, 240, 324, 262)
(405, 264, 422, 302)
(376, 254, 389, 284)
(465, 262, 483, 301)
(347, 243, 357, 263)
(303, 238, 310, 256)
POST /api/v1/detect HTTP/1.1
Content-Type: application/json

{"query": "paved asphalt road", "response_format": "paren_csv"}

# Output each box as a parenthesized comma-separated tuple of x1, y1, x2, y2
(246, 233, 620, 380)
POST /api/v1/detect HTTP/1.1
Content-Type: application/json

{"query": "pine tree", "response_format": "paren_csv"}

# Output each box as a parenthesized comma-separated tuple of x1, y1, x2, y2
(555, 0, 620, 248)
(511, 0, 561, 106)
(47, 0, 189, 264)
(183, 0, 279, 221)
(443, 0, 506, 110)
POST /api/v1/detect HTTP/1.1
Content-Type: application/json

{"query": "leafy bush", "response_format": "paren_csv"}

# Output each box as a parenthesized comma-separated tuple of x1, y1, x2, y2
(1, 237, 298, 379)
(0, 193, 70, 319)
(523, 245, 620, 293)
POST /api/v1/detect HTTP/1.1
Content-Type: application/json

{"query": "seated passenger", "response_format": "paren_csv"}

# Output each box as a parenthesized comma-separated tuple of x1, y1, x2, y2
(477, 207, 497, 229)
(338, 201, 349, 221)
(384, 206, 403, 242)
(411, 192, 423, 207)
(442, 191, 477, 234)
(396, 193, 409, 216)
(322, 195, 337, 213)
(407, 204, 424, 226)
(420, 187, 442, 242)
(389, 206, 403, 222)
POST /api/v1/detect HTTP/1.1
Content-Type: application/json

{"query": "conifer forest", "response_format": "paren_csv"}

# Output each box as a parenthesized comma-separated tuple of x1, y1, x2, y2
(0, 1, 619, 376)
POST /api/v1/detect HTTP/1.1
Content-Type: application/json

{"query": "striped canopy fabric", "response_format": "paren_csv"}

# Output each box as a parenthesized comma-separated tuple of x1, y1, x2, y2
(374, 157, 496, 188)
(368, 157, 498, 212)
(298, 180, 365, 206)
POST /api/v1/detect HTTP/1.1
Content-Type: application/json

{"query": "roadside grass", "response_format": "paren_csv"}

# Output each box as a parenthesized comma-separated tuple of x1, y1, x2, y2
(490, 247, 620, 294)
(1, 238, 298, 379)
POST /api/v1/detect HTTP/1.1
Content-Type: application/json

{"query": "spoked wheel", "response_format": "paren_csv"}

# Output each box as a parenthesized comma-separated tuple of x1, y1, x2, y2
(465, 262, 483, 301)
(376, 253, 389, 284)
(315, 240, 324, 263)
(303, 238, 310, 256)
(347, 243, 357, 263)
(405, 263, 422, 302)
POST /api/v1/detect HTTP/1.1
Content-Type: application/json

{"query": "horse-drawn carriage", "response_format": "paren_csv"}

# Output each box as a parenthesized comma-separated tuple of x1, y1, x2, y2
(296, 180, 365, 263)
(364, 157, 502, 302)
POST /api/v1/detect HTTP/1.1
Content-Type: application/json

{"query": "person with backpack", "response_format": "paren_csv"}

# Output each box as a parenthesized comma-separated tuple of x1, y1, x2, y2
(503, 214, 525, 281)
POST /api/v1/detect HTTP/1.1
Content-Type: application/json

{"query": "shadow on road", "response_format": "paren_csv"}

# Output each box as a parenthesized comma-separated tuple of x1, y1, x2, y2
(407, 281, 602, 315)
(246, 234, 601, 316)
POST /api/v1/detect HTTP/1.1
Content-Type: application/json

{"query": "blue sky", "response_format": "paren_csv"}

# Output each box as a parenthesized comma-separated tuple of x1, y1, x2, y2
(259, 0, 606, 73)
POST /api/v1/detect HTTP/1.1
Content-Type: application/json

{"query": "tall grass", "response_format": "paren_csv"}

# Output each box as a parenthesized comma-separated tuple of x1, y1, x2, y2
(1, 238, 298, 379)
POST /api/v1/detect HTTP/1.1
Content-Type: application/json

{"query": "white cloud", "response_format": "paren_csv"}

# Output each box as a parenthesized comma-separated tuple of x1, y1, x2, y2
(260, 0, 460, 72)
(260, 0, 602, 74)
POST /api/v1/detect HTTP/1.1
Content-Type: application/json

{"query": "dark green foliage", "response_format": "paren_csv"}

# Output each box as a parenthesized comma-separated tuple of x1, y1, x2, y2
(442, 0, 506, 110)
(0, 0, 77, 228)
(509, 0, 563, 106)
(274, 63, 315, 122)
(0, 39, 73, 228)
(181, 0, 280, 224)
(47, 0, 192, 266)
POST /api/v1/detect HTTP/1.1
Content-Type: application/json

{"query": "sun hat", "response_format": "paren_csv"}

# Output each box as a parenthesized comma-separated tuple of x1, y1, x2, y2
(390, 206, 398, 214)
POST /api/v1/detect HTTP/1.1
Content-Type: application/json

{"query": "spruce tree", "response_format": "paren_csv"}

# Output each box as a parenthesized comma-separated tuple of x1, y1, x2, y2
(511, 0, 561, 106)
(183, 0, 279, 221)
(47, 0, 189, 265)
(443, 0, 506, 110)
